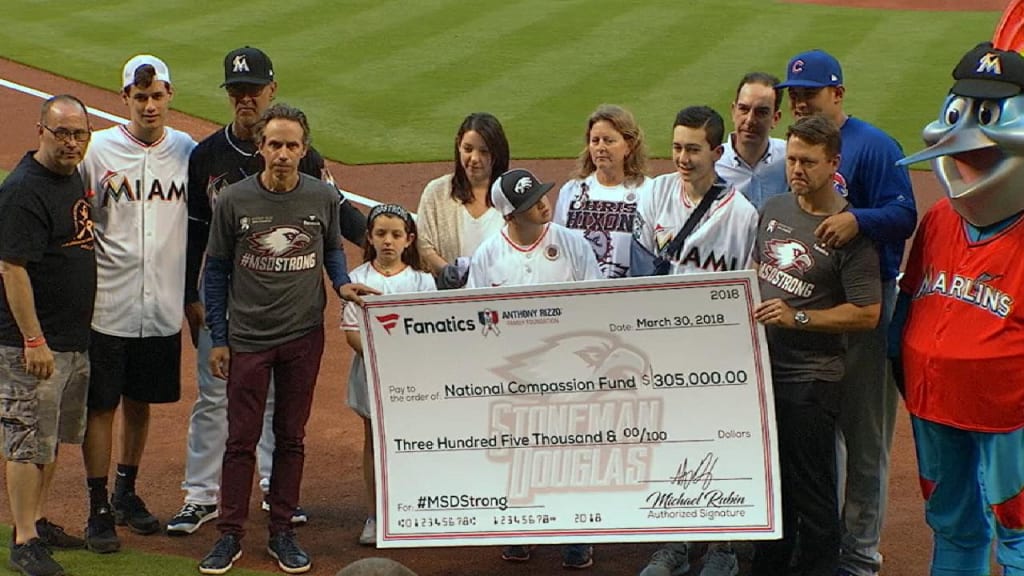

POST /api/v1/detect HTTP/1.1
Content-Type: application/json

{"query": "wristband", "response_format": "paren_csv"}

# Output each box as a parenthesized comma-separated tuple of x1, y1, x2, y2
(24, 335, 46, 349)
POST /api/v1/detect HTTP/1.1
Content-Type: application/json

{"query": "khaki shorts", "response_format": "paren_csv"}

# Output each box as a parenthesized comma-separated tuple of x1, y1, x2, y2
(0, 346, 89, 464)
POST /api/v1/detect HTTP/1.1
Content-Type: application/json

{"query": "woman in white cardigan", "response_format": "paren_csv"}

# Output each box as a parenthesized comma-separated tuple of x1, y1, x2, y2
(416, 113, 509, 286)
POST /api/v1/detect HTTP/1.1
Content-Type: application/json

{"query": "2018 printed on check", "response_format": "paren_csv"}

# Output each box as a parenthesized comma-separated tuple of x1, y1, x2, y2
(358, 270, 781, 547)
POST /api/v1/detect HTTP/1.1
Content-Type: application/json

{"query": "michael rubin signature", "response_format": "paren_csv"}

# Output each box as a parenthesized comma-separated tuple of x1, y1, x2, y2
(670, 452, 718, 490)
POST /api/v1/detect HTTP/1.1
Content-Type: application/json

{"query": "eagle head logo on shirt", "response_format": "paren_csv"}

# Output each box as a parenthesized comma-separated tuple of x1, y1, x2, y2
(247, 226, 312, 257)
(764, 239, 814, 273)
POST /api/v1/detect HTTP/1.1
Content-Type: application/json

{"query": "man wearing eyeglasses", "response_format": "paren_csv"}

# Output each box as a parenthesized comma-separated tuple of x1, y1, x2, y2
(0, 95, 96, 576)
(168, 46, 367, 537)
(78, 54, 197, 554)
(776, 49, 917, 576)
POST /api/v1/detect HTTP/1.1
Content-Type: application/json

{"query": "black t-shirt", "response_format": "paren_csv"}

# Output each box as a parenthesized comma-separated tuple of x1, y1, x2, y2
(0, 152, 97, 351)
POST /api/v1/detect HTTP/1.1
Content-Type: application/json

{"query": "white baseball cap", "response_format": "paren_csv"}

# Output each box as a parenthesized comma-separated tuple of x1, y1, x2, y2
(121, 54, 171, 90)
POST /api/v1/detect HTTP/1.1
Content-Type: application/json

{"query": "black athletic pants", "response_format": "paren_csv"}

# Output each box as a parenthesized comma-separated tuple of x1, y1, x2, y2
(752, 379, 840, 576)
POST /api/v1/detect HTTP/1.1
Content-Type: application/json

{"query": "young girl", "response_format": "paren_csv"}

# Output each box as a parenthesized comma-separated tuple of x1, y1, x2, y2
(341, 204, 436, 546)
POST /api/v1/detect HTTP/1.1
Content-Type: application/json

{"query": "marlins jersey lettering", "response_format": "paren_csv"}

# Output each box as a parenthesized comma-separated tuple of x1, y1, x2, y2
(466, 223, 601, 288)
(80, 124, 196, 338)
(553, 174, 651, 278)
(633, 172, 758, 275)
(901, 199, 1024, 432)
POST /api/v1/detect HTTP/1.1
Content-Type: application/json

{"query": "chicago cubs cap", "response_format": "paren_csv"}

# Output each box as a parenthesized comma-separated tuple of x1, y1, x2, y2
(491, 168, 554, 216)
(121, 54, 171, 90)
(952, 42, 1024, 99)
(222, 46, 275, 86)
(776, 49, 843, 89)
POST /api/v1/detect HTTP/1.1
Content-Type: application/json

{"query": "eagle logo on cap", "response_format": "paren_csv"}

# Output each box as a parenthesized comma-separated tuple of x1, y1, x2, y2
(514, 177, 533, 195)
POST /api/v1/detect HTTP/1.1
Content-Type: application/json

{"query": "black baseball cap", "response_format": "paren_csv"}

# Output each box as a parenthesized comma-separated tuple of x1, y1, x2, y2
(222, 46, 274, 86)
(952, 42, 1024, 99)
(490, 169, 555, 216)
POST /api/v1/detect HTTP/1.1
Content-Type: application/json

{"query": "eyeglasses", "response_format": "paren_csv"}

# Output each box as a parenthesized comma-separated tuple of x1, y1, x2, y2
(226, 84, 266, 98)
(41, 124, 91, 143)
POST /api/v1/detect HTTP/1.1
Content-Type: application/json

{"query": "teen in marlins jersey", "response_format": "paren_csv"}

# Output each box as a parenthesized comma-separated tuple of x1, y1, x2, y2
(78, 54, 195, 553)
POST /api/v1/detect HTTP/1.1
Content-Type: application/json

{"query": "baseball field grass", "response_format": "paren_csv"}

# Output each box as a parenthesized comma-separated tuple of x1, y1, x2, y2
(0, 1, 1000, 164)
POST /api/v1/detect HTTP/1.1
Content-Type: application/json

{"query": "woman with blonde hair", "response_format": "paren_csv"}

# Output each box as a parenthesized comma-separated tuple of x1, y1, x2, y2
(554, 104, 652, 278)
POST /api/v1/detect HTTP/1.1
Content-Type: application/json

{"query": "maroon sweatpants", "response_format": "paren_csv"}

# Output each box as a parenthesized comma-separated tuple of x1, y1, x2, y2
(217, 326, 325, 539)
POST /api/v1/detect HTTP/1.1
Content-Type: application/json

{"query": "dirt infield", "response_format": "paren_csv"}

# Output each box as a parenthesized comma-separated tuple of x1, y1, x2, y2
(0, 55, 950, 575)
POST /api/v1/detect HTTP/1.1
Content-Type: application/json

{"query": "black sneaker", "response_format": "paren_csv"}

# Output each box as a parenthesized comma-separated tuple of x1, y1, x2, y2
(84, 507, 120, 554)
(34, 519, 84, 550)
(267, 531, 311, 574)
(166, 503, 218, 536)
(8, 538, 64, 576)
(112, 492, 160, 535)
(199, 534, 242, 575)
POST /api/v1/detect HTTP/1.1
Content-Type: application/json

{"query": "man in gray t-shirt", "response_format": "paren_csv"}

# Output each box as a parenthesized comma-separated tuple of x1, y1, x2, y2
(200, 104, 356, 575)
(750, 116, 881, 576)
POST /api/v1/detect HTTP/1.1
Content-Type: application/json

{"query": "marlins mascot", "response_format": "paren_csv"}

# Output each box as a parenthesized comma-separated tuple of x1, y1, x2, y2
(893, 3, 1024, 575)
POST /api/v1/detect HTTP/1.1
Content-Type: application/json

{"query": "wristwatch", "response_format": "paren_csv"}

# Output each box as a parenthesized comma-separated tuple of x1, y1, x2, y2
(794, 310, 810, 326)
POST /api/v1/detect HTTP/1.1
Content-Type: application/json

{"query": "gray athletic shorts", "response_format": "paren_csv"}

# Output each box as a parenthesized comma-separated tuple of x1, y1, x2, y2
(0, 346, 89, 464)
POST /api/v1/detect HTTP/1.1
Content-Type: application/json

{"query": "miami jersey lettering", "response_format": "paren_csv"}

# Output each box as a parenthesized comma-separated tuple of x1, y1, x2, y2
(80, 124, 196, 337)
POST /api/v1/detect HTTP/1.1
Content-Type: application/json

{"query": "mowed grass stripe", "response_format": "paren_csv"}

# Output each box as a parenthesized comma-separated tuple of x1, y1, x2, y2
(0, 0, 1005, 164)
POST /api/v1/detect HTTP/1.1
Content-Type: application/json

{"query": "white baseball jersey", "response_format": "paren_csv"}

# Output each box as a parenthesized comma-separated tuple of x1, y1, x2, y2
(466, 222, 601, 288)
(633, 172, 759, 275)
(342, 262, 436, 419)
(341, 263, 437, 331)
(553, 174, 652, 279)
(80, 125, 196, 337)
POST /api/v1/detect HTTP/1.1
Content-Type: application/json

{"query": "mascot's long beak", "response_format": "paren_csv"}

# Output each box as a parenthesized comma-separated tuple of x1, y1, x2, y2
(898, 121, 999, 167)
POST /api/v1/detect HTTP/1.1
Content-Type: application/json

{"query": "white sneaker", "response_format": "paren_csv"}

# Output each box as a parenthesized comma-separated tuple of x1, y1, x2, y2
(698, 545, 738, 576)
(639, 543, 690, 576)
(358, 517, 376, 546)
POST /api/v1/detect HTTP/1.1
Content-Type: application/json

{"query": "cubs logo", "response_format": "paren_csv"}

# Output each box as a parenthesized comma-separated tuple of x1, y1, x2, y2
(247, 226, 312, 257)
(791, 59, 805, 74)
(763, 238, 814, 273)
(833, 172, 848, 197)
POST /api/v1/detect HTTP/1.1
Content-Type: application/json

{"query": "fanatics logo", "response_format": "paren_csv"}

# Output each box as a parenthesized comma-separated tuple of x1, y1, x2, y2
(376, 313, 400, 335)
(232, 55, 250, 73)
(764, 238, 814, 273)
(247, 226, 312, 257)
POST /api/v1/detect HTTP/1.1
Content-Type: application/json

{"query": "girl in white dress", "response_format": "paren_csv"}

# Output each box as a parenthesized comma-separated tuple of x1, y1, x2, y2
(341, 204, 436, 546)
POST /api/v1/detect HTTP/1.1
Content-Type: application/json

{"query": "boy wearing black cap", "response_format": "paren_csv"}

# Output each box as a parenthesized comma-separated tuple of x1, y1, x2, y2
(466, 168, 599, 290)
(465, 168, 599, 569)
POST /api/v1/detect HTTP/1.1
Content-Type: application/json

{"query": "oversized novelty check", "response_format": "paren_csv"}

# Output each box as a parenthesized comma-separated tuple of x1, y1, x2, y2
(359, 270, 780, 548)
